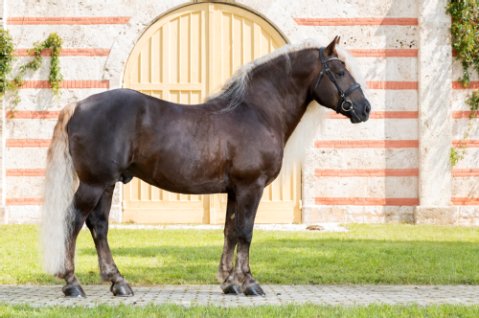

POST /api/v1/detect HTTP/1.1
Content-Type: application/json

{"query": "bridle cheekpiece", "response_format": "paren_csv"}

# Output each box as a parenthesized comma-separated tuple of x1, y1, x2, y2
(314, 47, 361, 114)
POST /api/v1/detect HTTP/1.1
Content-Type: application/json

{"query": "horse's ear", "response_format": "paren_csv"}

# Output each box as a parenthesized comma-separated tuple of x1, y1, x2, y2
(325, 35, 341, 56)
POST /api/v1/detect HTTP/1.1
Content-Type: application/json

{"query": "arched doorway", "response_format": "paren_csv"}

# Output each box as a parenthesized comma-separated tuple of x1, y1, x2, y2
(122, 2, 301, 224)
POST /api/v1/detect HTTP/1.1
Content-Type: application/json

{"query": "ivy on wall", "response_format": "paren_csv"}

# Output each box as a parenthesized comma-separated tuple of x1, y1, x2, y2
(447, 0, 479, 166)
(0, 29, 14, 98)
(0, 29, 63, 111)
(14, 33, 63, 94)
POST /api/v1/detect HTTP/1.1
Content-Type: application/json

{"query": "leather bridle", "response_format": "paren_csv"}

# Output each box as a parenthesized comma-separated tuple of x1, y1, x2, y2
(313, 47, 362, 114)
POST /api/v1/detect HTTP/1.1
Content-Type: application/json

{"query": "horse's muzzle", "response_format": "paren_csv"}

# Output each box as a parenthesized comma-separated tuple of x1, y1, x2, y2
(361, 100, 371, 121)
(350, 100, 371, 123)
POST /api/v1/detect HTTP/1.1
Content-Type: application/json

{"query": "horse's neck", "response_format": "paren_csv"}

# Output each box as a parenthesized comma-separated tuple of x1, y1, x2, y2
(246, 49, 320, 143)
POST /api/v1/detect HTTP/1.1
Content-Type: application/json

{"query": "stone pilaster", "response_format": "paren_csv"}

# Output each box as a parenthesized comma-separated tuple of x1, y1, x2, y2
(415, 0, 455, 224)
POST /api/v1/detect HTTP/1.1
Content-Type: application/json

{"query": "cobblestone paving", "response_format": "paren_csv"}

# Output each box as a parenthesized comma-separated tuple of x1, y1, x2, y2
(1, 285, 479, 307)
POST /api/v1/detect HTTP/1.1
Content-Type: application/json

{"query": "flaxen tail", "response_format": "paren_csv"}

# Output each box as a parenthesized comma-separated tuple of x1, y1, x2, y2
(41, 103, 79, 275)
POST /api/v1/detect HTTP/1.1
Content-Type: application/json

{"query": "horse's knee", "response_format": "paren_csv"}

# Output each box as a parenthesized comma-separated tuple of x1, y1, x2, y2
(236, 224, 253, 244)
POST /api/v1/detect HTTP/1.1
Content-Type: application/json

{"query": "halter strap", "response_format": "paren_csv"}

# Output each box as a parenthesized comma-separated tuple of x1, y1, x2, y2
(315, 47, 362, 114)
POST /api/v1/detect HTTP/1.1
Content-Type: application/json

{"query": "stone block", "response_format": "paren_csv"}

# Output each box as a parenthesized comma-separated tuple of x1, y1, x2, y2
(414, 206, 458, 225)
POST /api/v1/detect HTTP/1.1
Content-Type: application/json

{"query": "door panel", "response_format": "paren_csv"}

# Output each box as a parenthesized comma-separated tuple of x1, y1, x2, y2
(123, 3, 300, 224)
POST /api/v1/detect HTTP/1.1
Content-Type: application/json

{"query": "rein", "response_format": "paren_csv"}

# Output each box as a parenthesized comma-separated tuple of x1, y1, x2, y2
(314, 47, 361, 114)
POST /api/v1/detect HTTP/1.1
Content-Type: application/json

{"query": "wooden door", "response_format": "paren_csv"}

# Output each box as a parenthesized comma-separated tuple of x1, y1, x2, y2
(122, 3, 301, 224)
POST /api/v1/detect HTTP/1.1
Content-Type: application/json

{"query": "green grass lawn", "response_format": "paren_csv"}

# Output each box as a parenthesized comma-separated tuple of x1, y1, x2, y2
(1, 224, 479, 285)
(0, 304, 479, 318)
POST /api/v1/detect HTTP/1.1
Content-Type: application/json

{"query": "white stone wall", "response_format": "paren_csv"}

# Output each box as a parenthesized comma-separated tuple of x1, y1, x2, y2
(0, 0, 6, 222)
(2, 0, 477, 225)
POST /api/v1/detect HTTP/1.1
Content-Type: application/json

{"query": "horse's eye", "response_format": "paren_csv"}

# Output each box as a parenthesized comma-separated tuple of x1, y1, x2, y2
(337, 70, 345, 77)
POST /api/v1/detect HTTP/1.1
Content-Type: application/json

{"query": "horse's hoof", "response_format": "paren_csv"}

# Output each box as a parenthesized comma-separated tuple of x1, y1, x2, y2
(243, 283, 265, 296)
(221, 283, 241, 295)
(111, 281, 134, 297)
(62, 283, 86, 298)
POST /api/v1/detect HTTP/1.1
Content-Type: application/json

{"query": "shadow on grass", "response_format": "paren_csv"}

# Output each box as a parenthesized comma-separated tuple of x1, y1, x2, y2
(72, 238, 479, 285)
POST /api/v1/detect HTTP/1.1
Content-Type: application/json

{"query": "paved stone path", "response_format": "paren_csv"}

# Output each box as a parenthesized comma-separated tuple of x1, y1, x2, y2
(1, 285, 479, 307)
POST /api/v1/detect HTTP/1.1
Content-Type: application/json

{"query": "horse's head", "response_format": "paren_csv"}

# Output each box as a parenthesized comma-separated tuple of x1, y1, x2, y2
(311, 36, 371, 123)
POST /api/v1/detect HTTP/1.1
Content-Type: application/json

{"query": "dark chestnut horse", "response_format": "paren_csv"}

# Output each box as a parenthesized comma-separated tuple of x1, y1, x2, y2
(41, 36, 370, 297)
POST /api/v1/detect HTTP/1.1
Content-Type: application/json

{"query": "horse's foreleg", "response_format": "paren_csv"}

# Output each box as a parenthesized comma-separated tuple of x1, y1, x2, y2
(85, 185, 133, 297)
(232, 184, 265, 296)
(60, 182, 104, 297)
(218, 192, 241, 294)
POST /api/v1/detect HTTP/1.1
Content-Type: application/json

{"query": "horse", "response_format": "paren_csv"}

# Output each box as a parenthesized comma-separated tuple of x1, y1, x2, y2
(41, 36, 371, 297)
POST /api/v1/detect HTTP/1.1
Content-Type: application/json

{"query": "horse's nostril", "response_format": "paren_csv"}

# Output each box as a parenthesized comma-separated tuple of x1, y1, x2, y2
(364, 102, 371, 115)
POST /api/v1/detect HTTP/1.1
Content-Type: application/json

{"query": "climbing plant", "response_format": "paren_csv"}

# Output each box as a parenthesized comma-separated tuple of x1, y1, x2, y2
(13, 32, 63, 94)
(0, 29, 15, 98)
(0, 30, 63, 111)
(447, 0, 479, 87)
(447, 0, 479, 165)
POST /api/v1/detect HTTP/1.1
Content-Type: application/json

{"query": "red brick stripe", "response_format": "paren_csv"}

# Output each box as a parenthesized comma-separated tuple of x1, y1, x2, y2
(315, 168, 418, 177)
(8, 16, 130, 25)
(315, 140, 419, 148)
(452, 198, 479, 206)
(6, 198, 43, 205)
(14, 48, 418, 57)
(7, 139, 50, 147)
(295, 17, 418, 26)
(15, 48, 110, 57)
(328, 111, 418, 119)
(453, 169, 479, 177)
(452, 81, 479, 89)
(8, 111, 60, 119)
(452, 111, 478, 119)
(7, 169, 45, 177)
(21, 80, 109, 89)
(452, 140, 479, 147)
(349, 49, 418, 58)
(367, 81, 418, 90)
(315, 197, 419, 206)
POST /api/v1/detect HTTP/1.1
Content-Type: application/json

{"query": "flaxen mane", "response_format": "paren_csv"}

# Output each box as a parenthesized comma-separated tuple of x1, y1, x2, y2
(210, 39, 365, 113)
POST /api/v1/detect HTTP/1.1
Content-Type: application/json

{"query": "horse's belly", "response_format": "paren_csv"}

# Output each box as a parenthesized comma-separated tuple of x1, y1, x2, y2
(143, 177, 227, 195)
(130, 162, 228, 195)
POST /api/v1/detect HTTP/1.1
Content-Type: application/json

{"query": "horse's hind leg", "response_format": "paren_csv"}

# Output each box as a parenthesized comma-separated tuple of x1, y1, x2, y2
(60, 182, 104, 297)
(85, 185, 133, 297)
(218, 192, 241, 294)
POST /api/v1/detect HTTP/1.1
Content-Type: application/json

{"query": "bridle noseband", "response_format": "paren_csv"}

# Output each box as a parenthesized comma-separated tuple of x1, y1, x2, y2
(313, 47, 361, 114)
